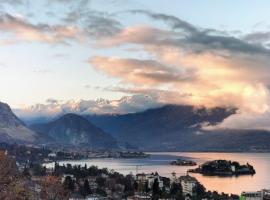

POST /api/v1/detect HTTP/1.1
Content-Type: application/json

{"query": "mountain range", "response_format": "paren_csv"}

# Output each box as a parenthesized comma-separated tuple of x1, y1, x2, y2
(85, 105, 270, 151)
(1, 101, 270, 152)
(0, 102, 117, 149)
(85, 105, 237, 151)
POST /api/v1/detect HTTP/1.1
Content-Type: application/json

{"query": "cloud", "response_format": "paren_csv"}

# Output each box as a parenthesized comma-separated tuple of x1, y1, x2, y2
(243, 31, 270, 44)
(0, 13, 81, 44)
(98, 25, 176, 47)
(0, 0, 26, 6)
(3, 3, 270, 131)
(64, 9, 122, 38)
(0, 1, 122, 45)
(206, 111, 270, 130)
(104, 10, 270, 56)
(89, 56, 195, 85)
(86, 10, 270, 130)
(14, 95, 162, 121)
(129, 9, 198, 34)
(33, 69, 52, 74)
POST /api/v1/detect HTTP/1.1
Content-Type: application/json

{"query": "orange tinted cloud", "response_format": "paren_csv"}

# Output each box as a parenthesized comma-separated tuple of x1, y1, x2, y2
(0, 13, 81, 44)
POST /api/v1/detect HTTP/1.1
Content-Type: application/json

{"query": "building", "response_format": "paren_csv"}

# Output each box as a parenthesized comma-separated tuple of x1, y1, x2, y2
(136, 173, 164, 189)
(241, 191, 262, 200)
(241, 190, 270, 200)
(179, 175, 198, 197)
(170, 172, 179, 183)
(262, 190, 270, 200)
(136, 173, 147, 183)
(146, 173, 163, 189)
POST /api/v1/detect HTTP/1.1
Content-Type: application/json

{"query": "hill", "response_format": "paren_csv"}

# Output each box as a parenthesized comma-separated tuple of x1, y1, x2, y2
(31, 113, 118, 149)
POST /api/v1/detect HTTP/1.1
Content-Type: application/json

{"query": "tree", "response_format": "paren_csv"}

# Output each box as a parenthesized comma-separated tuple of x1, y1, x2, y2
(152, 178, 160, 199)
(0, 152, 37, 199)
(40, 176, 69, 200)
(195, 182, 206, 199)
(96, 188, 107, 197)
(63, 176, 75, 192)
(144, 182, 150, 193)
(22, 166, 31, 178)
(134, 181, 139, 191)
(170, 182, 183, 200)
(0, 151, 18, 186)
(80, 179, 92, 197)
(123, 175, 135, 197)
(32, 163, 46, 176)
(96, 176, 106, 187)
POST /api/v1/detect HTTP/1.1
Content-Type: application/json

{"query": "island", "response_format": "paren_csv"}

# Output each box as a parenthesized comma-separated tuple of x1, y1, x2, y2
(188, 160, 255, 176)
(170, 159, 197, 166)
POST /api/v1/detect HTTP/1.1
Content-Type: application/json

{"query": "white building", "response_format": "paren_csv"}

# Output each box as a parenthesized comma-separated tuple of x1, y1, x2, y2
(180, 175, 197, 197)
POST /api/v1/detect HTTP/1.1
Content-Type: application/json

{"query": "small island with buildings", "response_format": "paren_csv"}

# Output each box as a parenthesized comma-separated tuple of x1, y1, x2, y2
(170, 159, 197, 166)
(188, 160, 256, 176)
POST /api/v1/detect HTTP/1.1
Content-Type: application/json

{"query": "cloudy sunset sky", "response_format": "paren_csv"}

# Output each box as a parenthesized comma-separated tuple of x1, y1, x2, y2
(1, 0, 270, 129)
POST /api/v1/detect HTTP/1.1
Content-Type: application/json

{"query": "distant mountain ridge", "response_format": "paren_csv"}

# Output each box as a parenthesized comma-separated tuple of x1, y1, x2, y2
(84, 104, 270, 151)
(85, 104, 236, 140)
(0, 102, 37, 143)
(31, 113, 118, 149)
(2, 101, 270, 152)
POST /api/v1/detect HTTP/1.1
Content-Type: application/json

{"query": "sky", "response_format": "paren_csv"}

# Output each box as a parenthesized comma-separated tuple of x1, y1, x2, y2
(2, 0, 270, 129)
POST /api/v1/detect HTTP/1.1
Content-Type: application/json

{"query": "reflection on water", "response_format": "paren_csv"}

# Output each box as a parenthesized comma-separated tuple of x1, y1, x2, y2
(45, 152, 270, 195)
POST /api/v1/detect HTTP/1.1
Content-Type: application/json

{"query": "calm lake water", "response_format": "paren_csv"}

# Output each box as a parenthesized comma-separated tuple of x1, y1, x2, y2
(45, 152, 270, 195)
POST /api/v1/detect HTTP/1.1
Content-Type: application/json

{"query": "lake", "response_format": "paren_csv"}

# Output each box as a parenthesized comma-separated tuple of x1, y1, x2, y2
(45, 152, 270, 195)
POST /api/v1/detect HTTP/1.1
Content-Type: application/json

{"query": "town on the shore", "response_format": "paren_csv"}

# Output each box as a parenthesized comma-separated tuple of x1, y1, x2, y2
(0, 143, 269, 200)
